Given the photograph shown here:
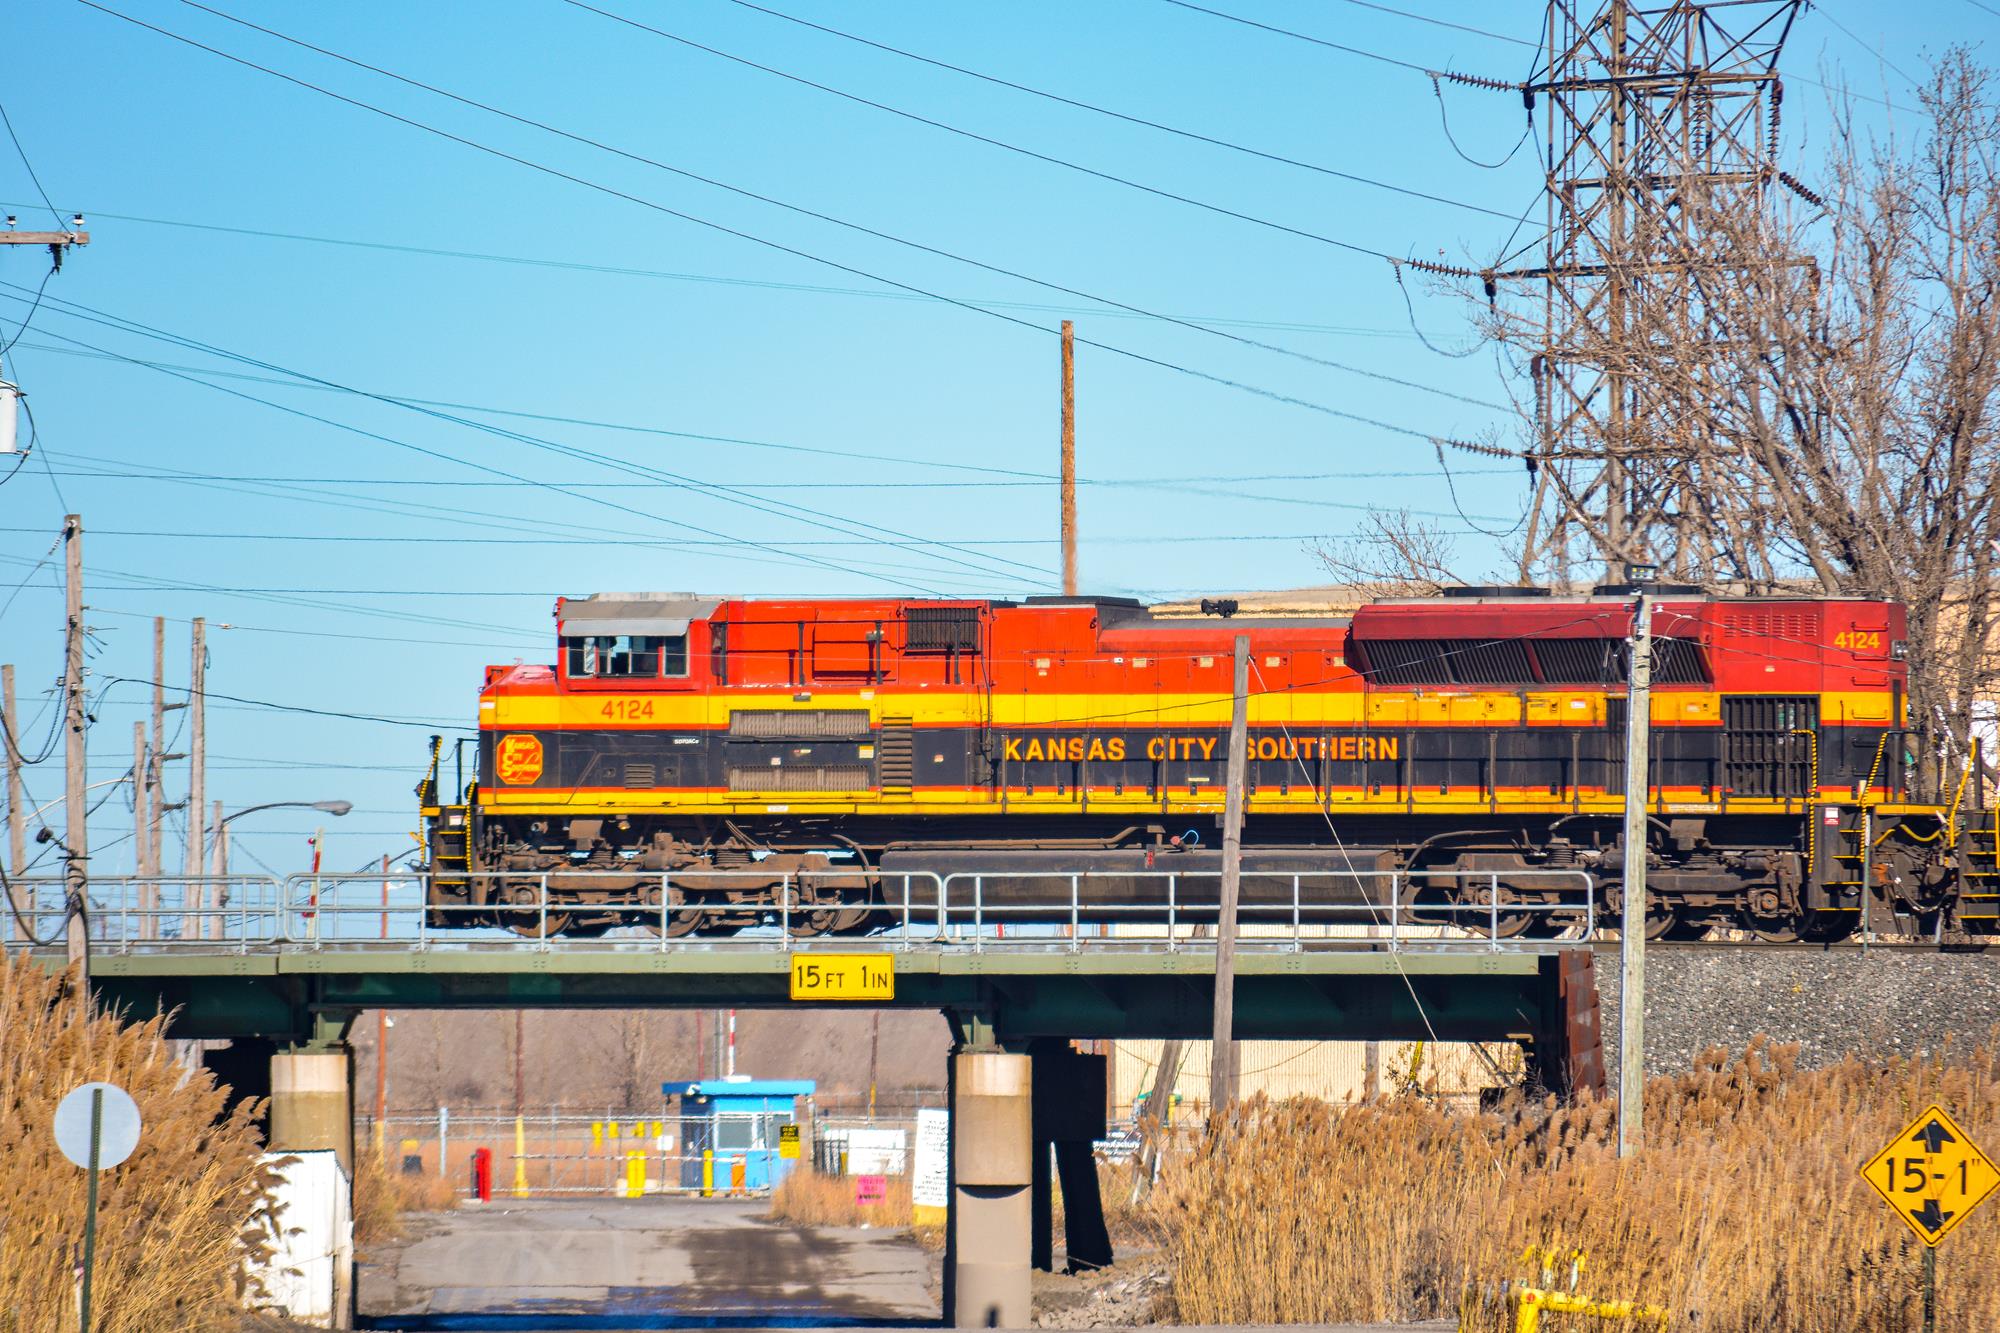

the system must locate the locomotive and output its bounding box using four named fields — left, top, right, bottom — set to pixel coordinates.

left=417, top=585, right=1997, bottom=941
